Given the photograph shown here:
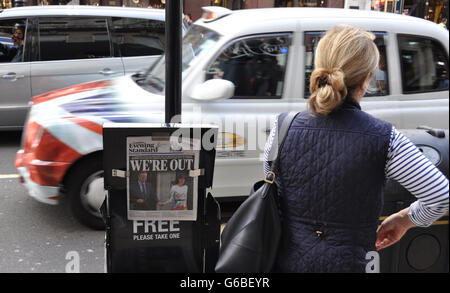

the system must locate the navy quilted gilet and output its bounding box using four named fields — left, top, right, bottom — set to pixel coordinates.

left=274, top=99, right=392, bottom=273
